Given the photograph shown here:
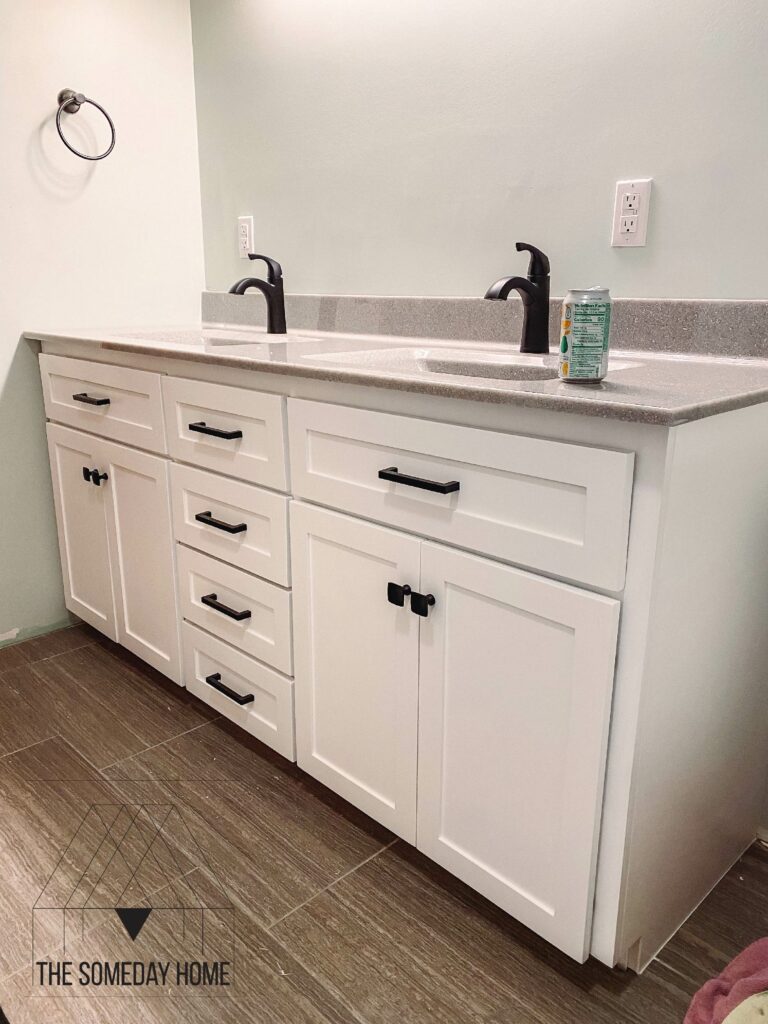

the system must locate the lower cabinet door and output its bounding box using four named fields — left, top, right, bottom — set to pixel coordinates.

left=99, top=437, right=181, bottom=683
left=290, top=501, right=420, bottom=841
left=417, top=542, right=620, bottom=962
left=46, top=424, right=116, bottom=639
